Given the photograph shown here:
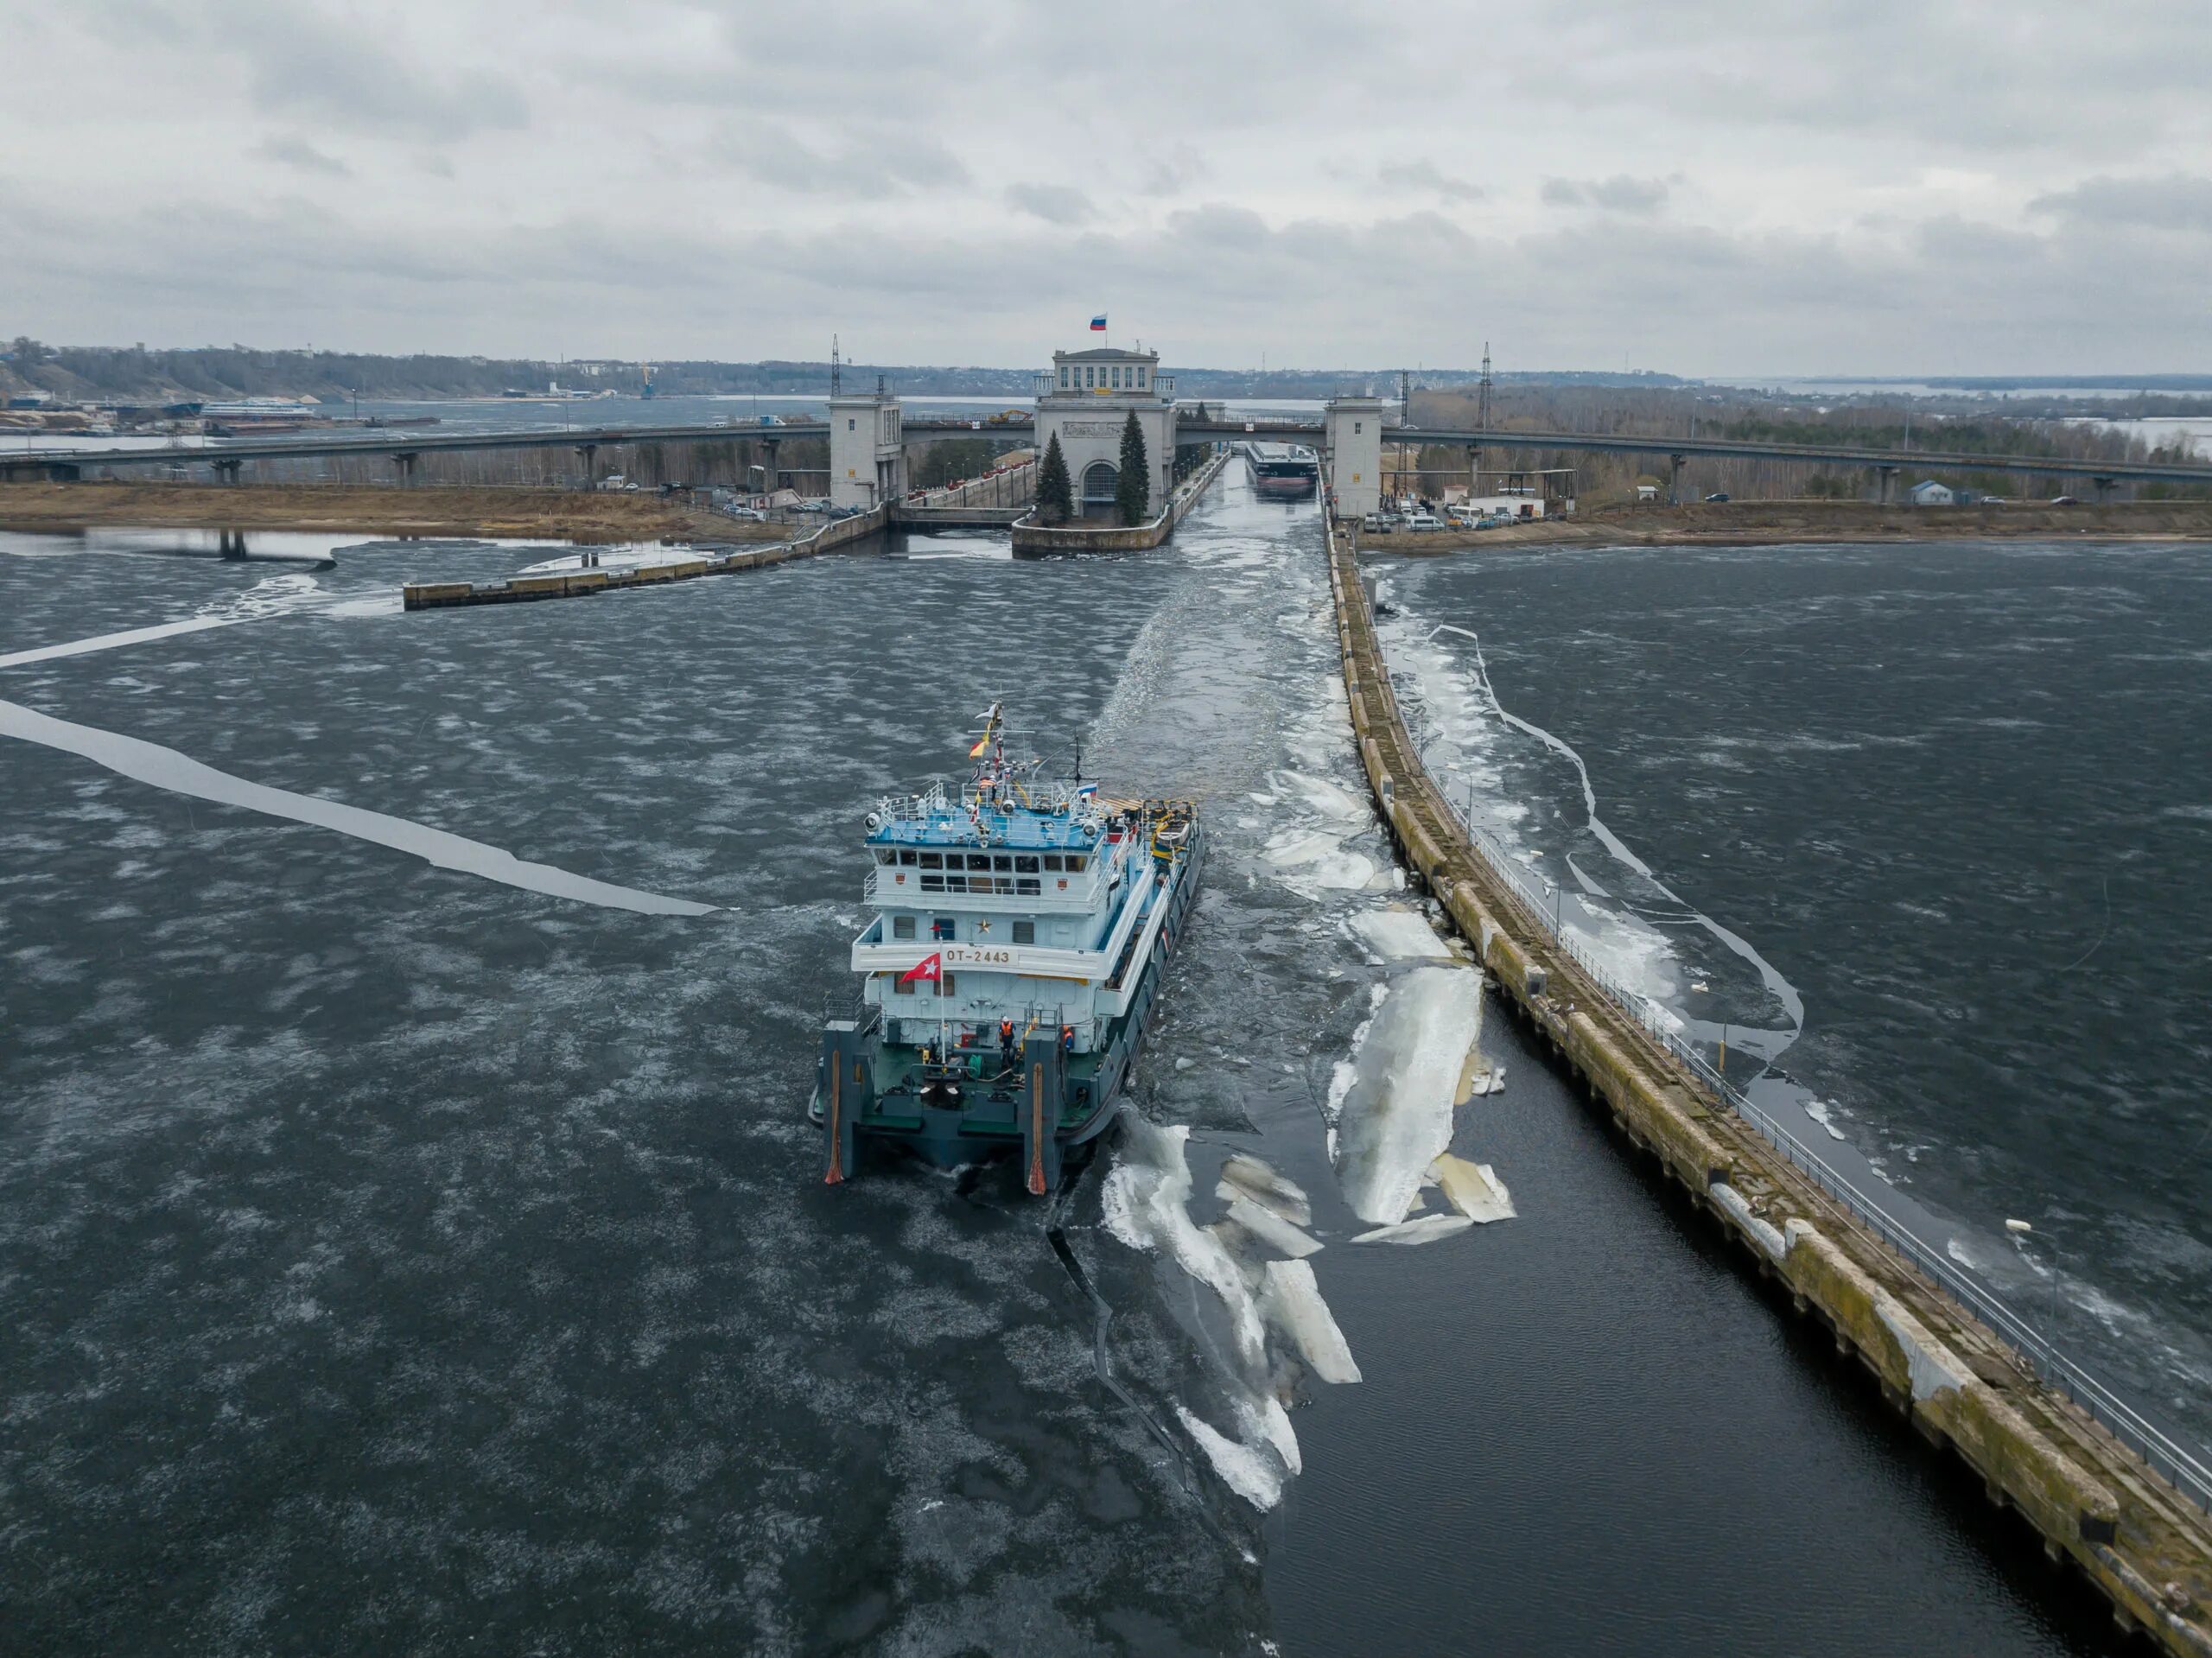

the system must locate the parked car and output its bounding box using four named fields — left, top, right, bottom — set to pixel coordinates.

left=723, top=505, right=766, bottom=522
left=2050, top=495, right=2081, bottom=506
left=1404, top=512, right=1446, bottom=531
left=793, top=499, right=832, bottom=514
left=1704, top=492, right=1731, bottom=503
